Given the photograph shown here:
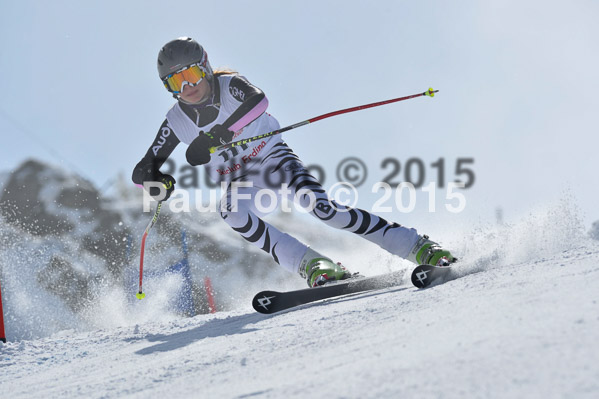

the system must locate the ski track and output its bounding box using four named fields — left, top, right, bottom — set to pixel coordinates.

left=1, top=245, right=599, bottom=399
